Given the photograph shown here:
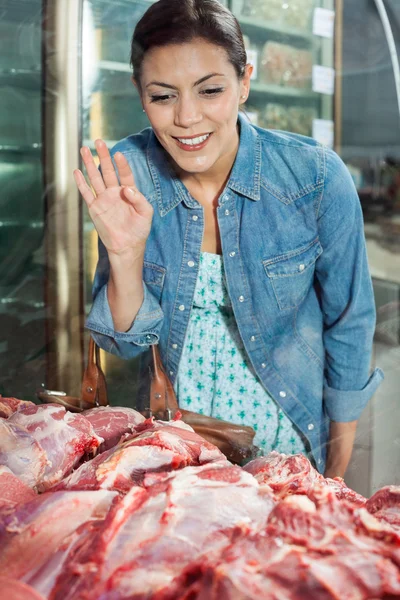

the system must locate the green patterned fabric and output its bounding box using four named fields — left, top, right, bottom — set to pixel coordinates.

left=174, top=252, right=308, bottom=456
